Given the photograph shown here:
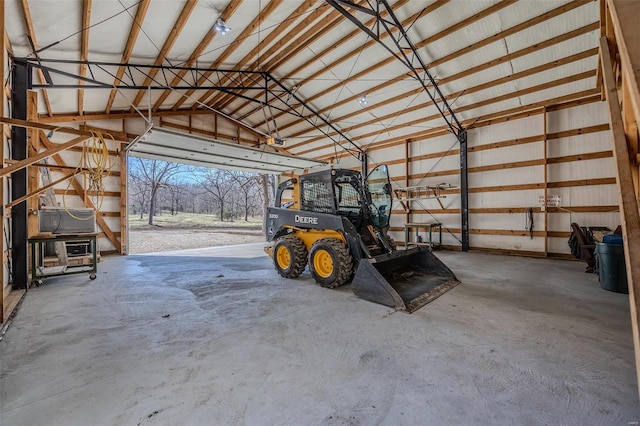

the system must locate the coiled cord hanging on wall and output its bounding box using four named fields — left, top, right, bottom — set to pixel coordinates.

left=525, top=207, right=534, bottom=239
left=62, top=130, right=116, bottom=220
